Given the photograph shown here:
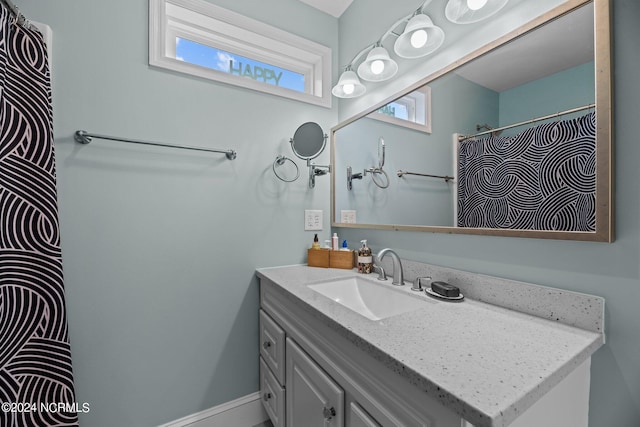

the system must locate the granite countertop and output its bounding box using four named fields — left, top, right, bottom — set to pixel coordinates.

left=256, top=264, right=604, bottom=427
